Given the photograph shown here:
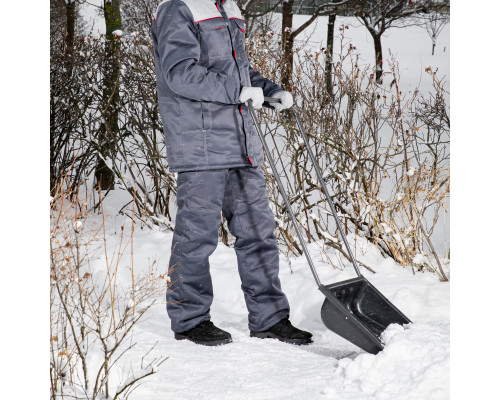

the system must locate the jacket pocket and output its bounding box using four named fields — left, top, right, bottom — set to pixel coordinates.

left=230, top=18, right=246, bottom=51
left=198, top=18, right=231, bottom=60
left=181, top=129, right=207, bottom=168
left=180, top=98, right=204, bottom=133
